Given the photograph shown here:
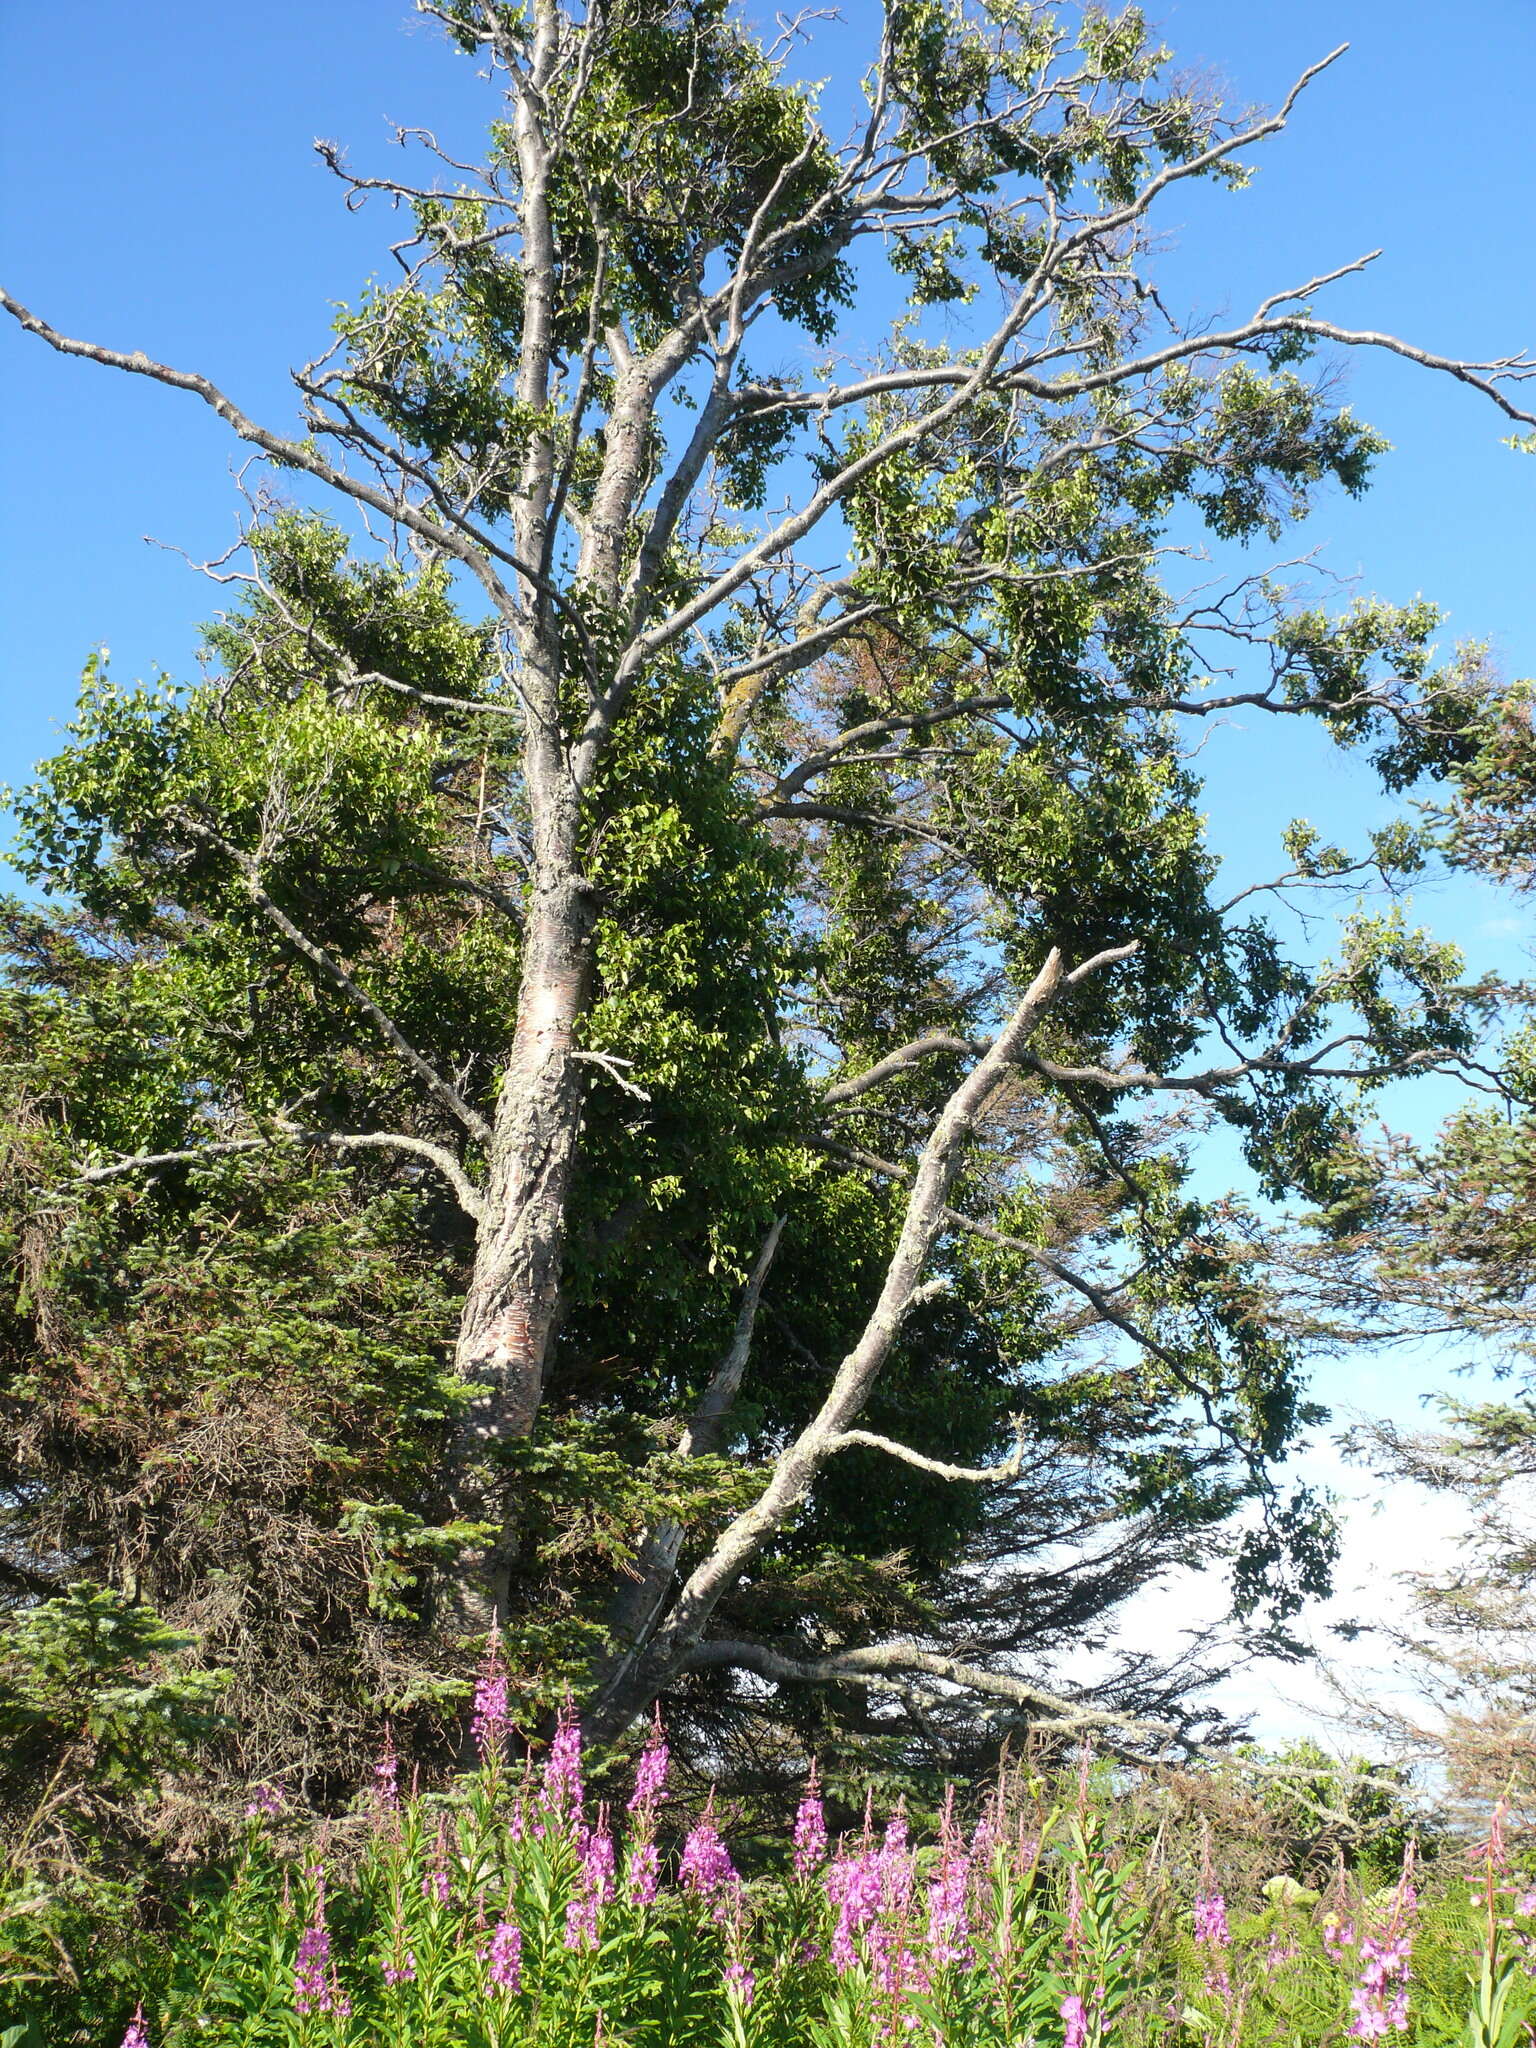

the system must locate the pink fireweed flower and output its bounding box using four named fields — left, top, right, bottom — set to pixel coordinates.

left=120, top=2007, right=150, bottom=2048
left=1346, top=1848, right=1417, bottom=2041
left=878, top=1808, right=915, bottom=1912
left=584, top=1817, right=617, bottom=1898
left=679, top=1797, right=740, bottom=1903
left=938, top=1781, right=959, bottom=1851
left=564, top=1888, right=599, bottom=1950
left=381, top=1951, right=417, bottom=1986
left=724, top=1897, right=757, bottom=2009
left=565, top=1814, right=617, bottom=1950
left=372, top=1725, right=399, bottom=1812
left=1060, top=1991, right=1089, bottom=2048
left=867, top=1916, right=929, bottom=2008
left=1347, top=1936, right=1414, bottom=2039
left=1264, top=1927, right=1300, bottom=1976
left=926, top=1851, right=972, bottom=1968
left=1194, top=1887, right=1233, bottom=2004
left=724, top=1959, right=756, bottom=2006
left=1483, top=1801, right=1512, bottom=1878
left=826, top=1807, right=930, bottom=2001
left=628, top=1711, right=670, bottom=1812
left=826, top=1847, right=884, bottom=1972
left=793, top=1762, right=828, bottom=1877
left=967, top=1807, right=998, bottom=1878
left=1323, top=1914, right=1358, bottom=1965
left=244, top=1781, right=283, bottom=1820
left=625, top=1838, right=661, bottom=1908
left=1193, top=1892, right=1230, bottom=1949
left=539, top=1704, right=584, bottom=1830
left=829, top=1911, right=860, bottom=1973
left=471, top=1624, right=510, bottom=1762
left=293, top=1875, right=350, bottom=2017
left=484, top=1917, right=524, bottom=1993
